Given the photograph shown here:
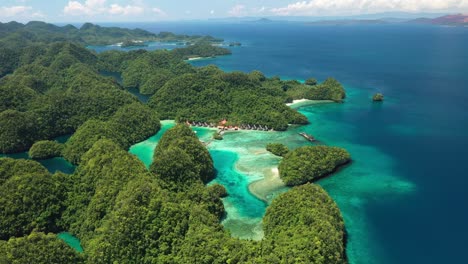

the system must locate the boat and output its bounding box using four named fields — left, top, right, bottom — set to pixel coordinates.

left=299, top=132, right=316, bottom=142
